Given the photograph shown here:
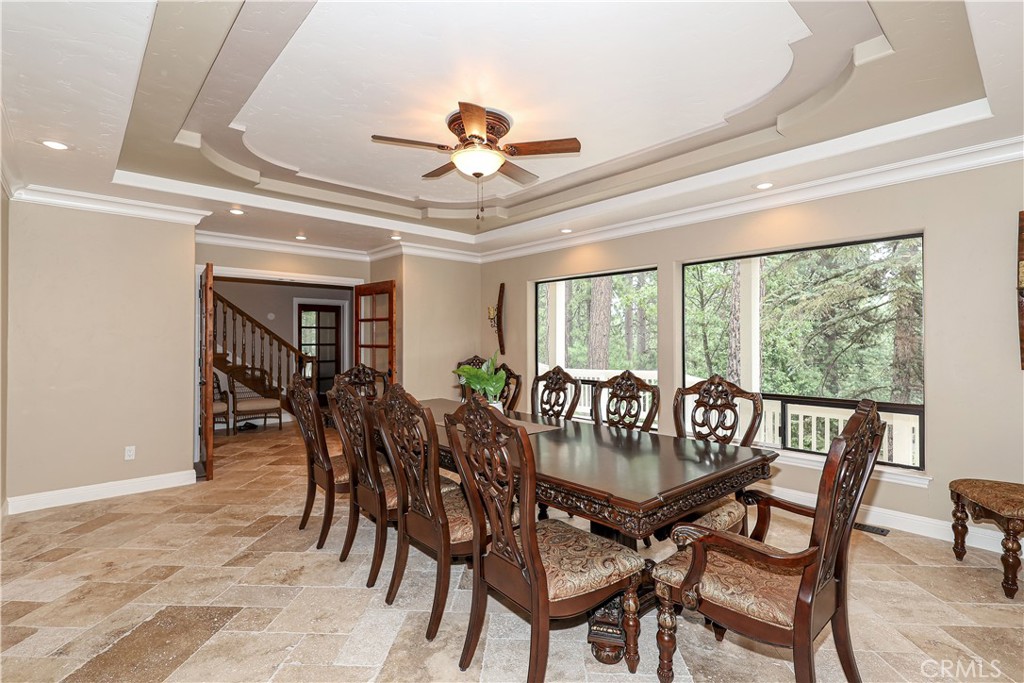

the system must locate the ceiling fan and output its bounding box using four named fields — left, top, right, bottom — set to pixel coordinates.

left=371, top=101, right=581, bottom=185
